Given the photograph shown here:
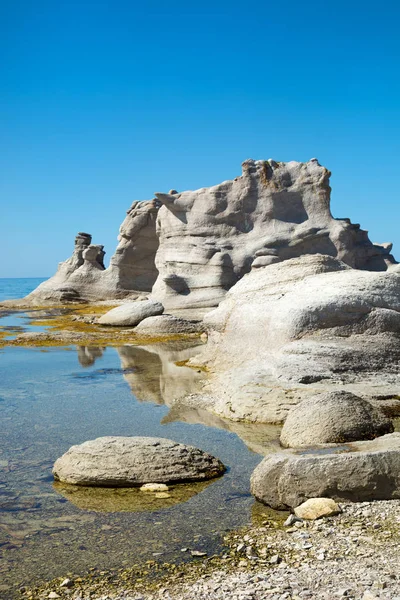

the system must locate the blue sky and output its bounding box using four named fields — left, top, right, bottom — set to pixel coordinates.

left=1, top=0, right=399, bottom=277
